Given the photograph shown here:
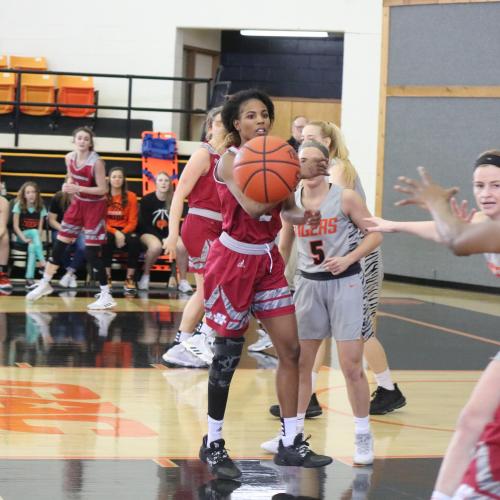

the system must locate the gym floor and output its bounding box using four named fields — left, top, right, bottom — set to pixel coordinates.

left=0, top=280, right=497, bottom=499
